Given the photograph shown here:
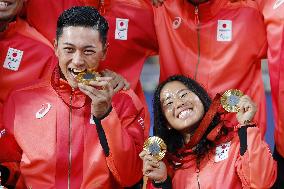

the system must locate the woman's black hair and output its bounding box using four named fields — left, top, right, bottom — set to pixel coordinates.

left=153, top=75, right=225, bottom=158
